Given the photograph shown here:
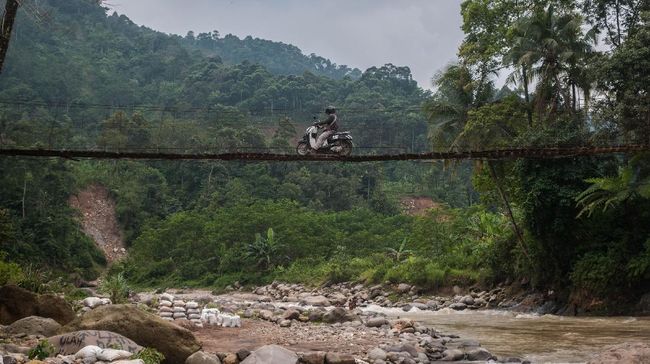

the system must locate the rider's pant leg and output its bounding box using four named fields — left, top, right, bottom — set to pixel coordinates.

left=315, top=130, right=334, bottom=149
